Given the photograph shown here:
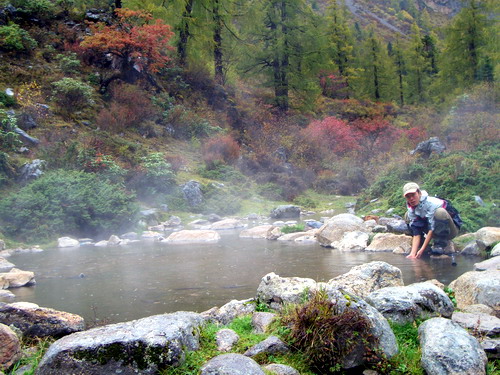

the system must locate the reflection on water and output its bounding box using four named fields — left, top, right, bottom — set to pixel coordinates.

left=7, top=229, right=480, bottom=323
